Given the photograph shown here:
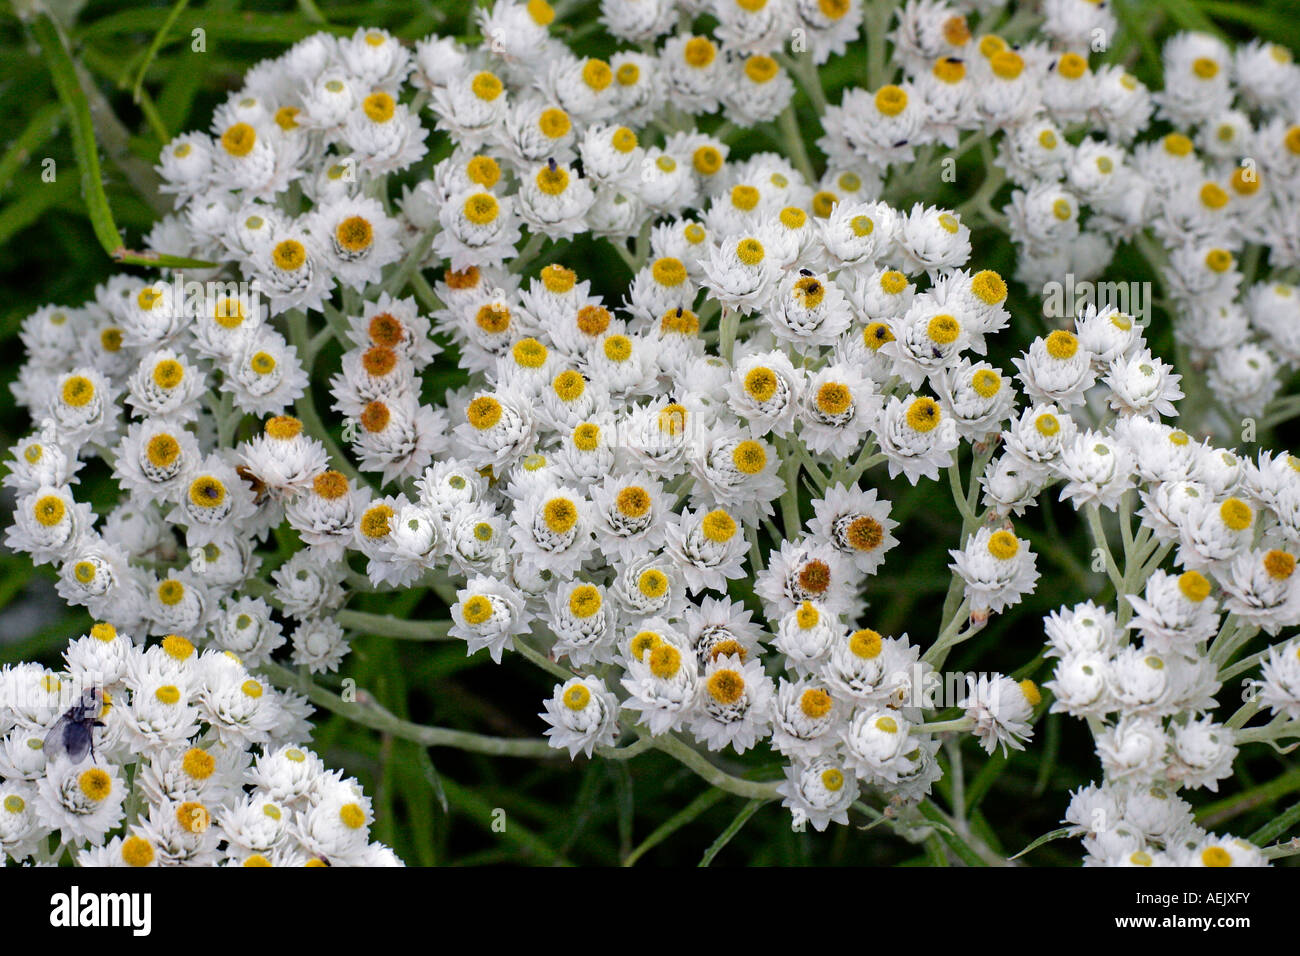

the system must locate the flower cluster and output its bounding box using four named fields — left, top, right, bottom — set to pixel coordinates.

left=6, top=0, right=1300, bottom=866
left=0, top=627, right=396, bottom=865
